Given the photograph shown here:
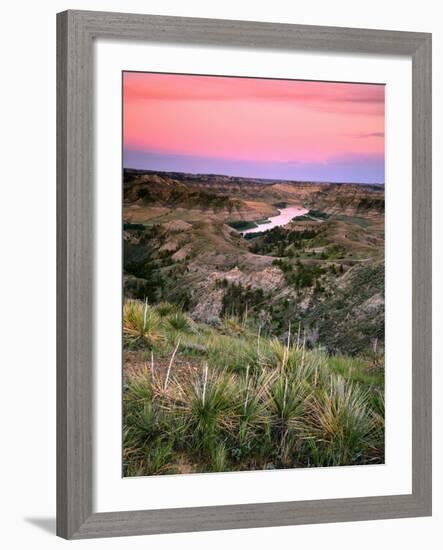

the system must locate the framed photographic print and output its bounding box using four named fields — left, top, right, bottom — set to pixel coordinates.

left=57, top=10, right=432, bottom=539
